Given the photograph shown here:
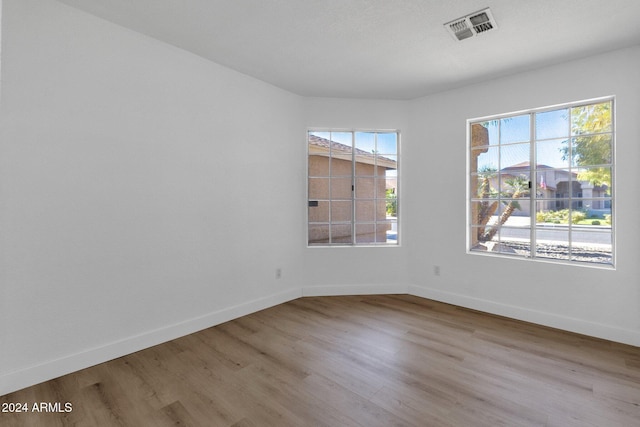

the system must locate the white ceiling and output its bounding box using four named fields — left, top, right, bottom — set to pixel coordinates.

left=57, top=0, right=640, bottom=100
